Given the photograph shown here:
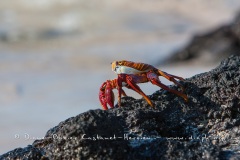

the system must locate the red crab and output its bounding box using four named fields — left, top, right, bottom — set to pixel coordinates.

left=99, top=60, right=188, bottom=110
